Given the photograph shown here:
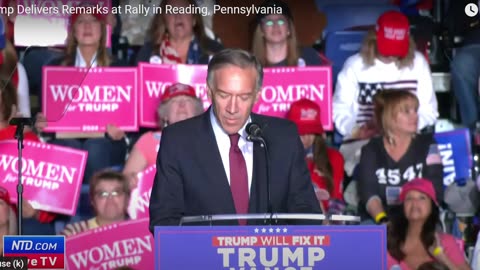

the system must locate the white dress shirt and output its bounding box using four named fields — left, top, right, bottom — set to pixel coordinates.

left=210, top=109, right=254, bottom=194
left=75, top=47, right=98, bottom=68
